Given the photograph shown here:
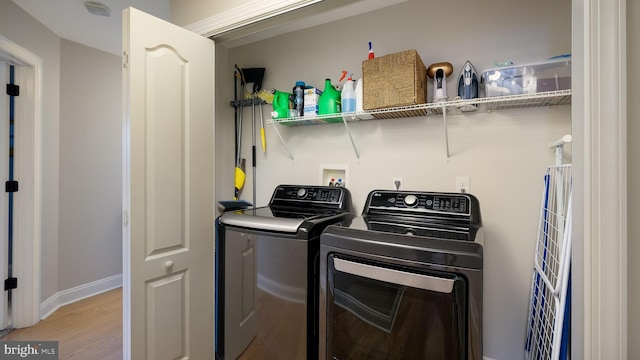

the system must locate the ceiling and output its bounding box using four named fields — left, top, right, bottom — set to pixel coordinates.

left=12, top=0, right=171, bottom=56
